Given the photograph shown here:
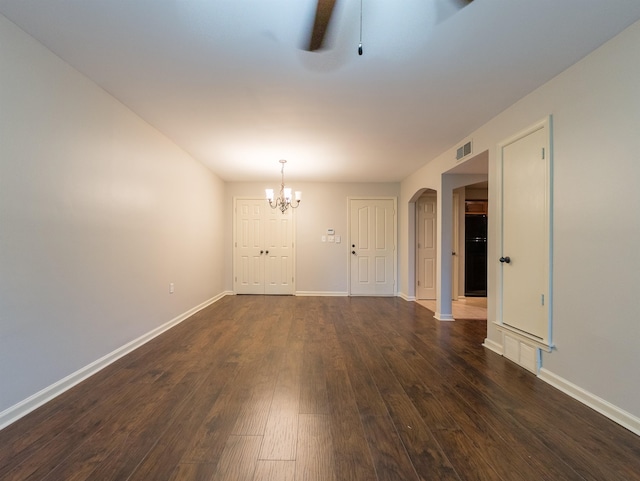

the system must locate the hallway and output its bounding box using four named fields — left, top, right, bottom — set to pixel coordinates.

left=416, top=297, right=487, bottom=320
